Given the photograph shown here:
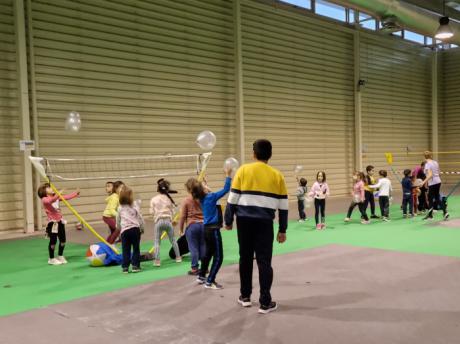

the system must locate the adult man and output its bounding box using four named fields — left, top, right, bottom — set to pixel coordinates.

left=224, top=139, right=288, bottom=314
left=422, top=151, right=449, bottom=220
